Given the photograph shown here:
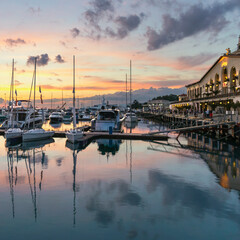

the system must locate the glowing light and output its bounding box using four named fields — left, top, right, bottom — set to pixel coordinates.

left=221, top=62, right=228, bottom=67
